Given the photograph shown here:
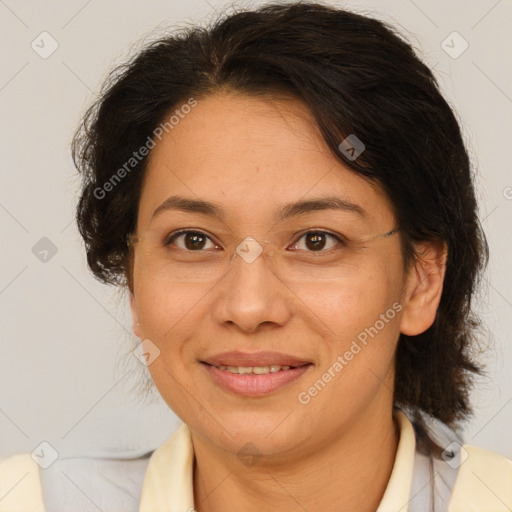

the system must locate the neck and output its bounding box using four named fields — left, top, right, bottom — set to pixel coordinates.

left=192, top=406, right=399, bottom=512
